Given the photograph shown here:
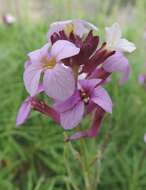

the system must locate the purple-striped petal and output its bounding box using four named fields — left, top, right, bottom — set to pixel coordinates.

left=43, top=64, right=75, bottom=100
